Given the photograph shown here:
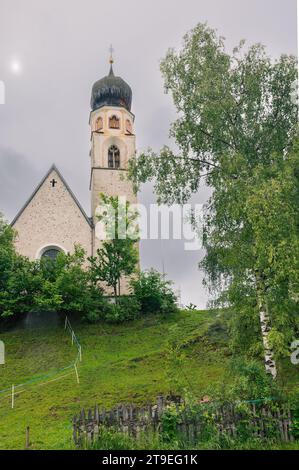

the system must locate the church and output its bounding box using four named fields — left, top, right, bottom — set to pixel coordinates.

left=11, top=55, right=137, bottom=268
